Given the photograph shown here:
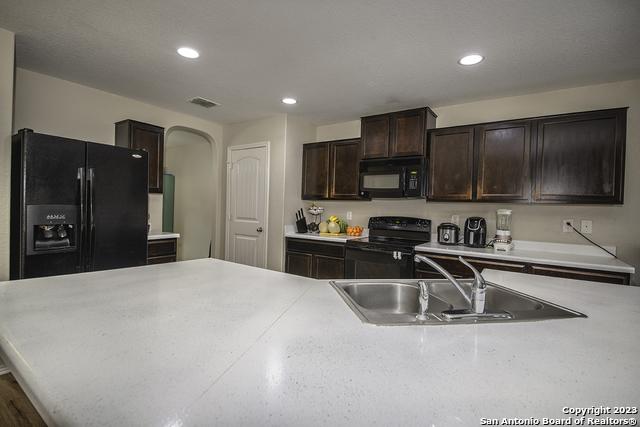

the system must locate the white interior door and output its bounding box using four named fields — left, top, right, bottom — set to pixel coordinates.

left=225, top=142, right=269, bottom=268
